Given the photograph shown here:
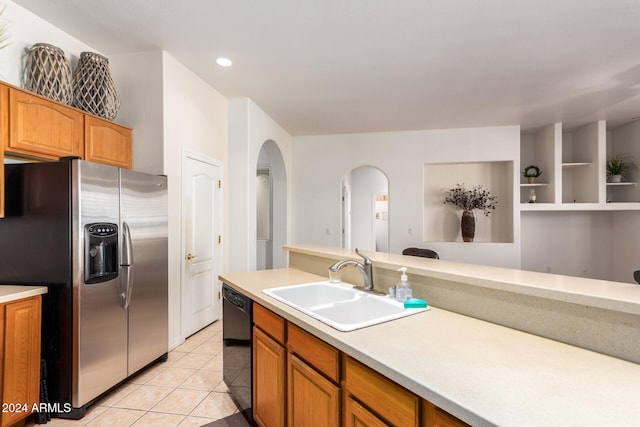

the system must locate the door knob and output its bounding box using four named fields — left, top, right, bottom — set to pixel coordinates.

left=186, top=253, right=197, bottom=261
